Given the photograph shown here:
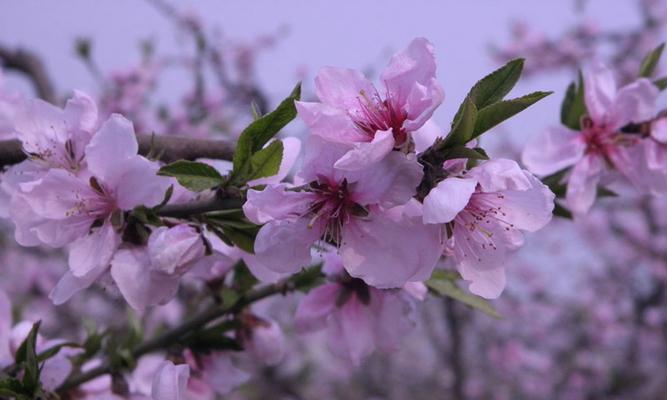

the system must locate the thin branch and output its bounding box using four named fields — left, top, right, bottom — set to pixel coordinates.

left=0, top=45, right=56, bottom=104
left=0, top=134, right=234, bottom=168
left=56, top=277, right=299, bottom=394
left=158, top=195, right=243, bottom=218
